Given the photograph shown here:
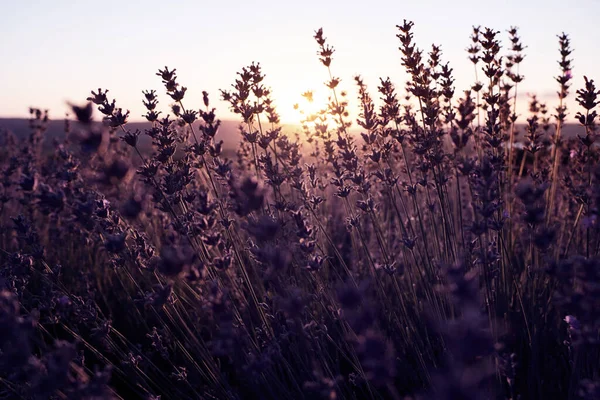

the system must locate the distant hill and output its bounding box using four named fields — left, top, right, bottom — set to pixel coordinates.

left=0, top=117, right=587, bottom=153
left=0, top=118, right=246, bottom=151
